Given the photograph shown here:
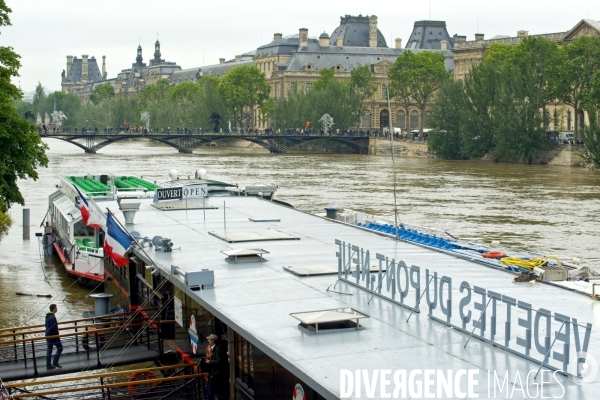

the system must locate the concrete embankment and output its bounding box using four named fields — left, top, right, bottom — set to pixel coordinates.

left=368, top=138, right=431, bottom=157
